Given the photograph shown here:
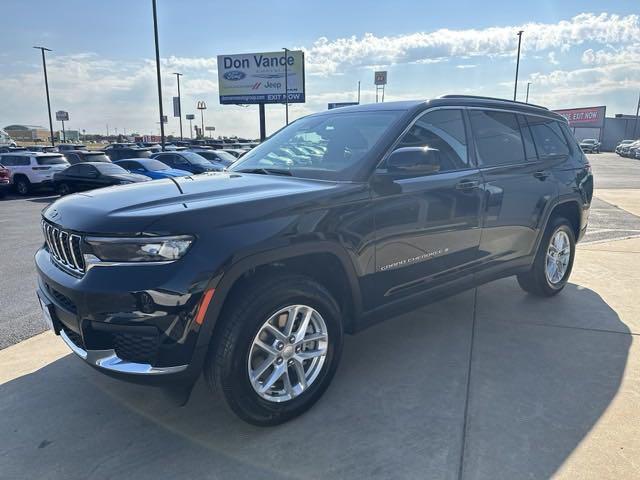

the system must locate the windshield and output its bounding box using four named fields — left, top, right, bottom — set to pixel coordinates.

left=86, top=153, right=111, bottom=162
left=229, top=111, right=402, bottom=180
left=142, top=159, right=169, bottom=170
left=37, top=155, right=68, bottom=165
left=96, top=163, right=129, bottom=175
left=182, top=151, right=212, bottom=165
left=198, top=150, right=236, bottom=166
